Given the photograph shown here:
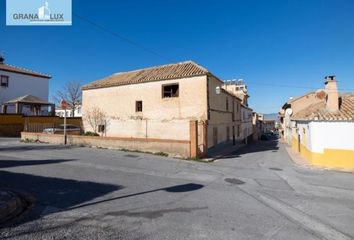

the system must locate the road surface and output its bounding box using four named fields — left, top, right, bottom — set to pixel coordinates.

left=0, top=138, right=353, bottom=239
